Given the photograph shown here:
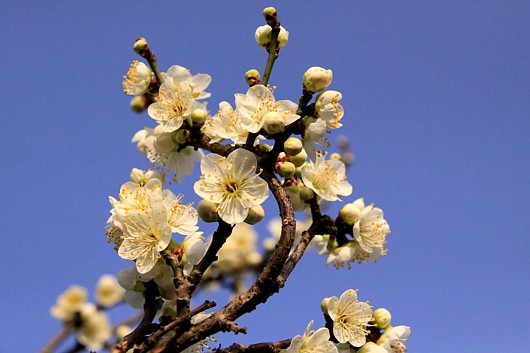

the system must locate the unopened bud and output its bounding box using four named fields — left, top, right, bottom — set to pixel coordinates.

left=302, top=67, right=333, bottom=93
left=279, top=161, right=296, bottom=178
left=130, top=96, right=147, bottom=113
left=245, top=69, right=261, bottom=85
left=321, top=297, right=331, bottom=314
left=244, top=205, right=265, bottom=225
left=299, top=187, right=314, bottom=201
left=373, top=308, right=392, bottom=329
left=191, top=109, right=207, bottom=125
left=263, top=112, right=285, bottom=134
left=339, top=203, right=361, bottom=226
left=133, top=37, right=149, bottom=56
left=295, top=166, right=303, bottom=178
left=256, top=143, right=272, bottom=153
left=262, top=7, right=276, bottom=18
left=284, top=137, right=303, bottom=156
left=290, top=149, right=307, bottom=167
left=197, top=200, right=219, bottom=223
left=175, top=129, right=190, bottom=144
left=255, top=25, right=289, bottom=50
